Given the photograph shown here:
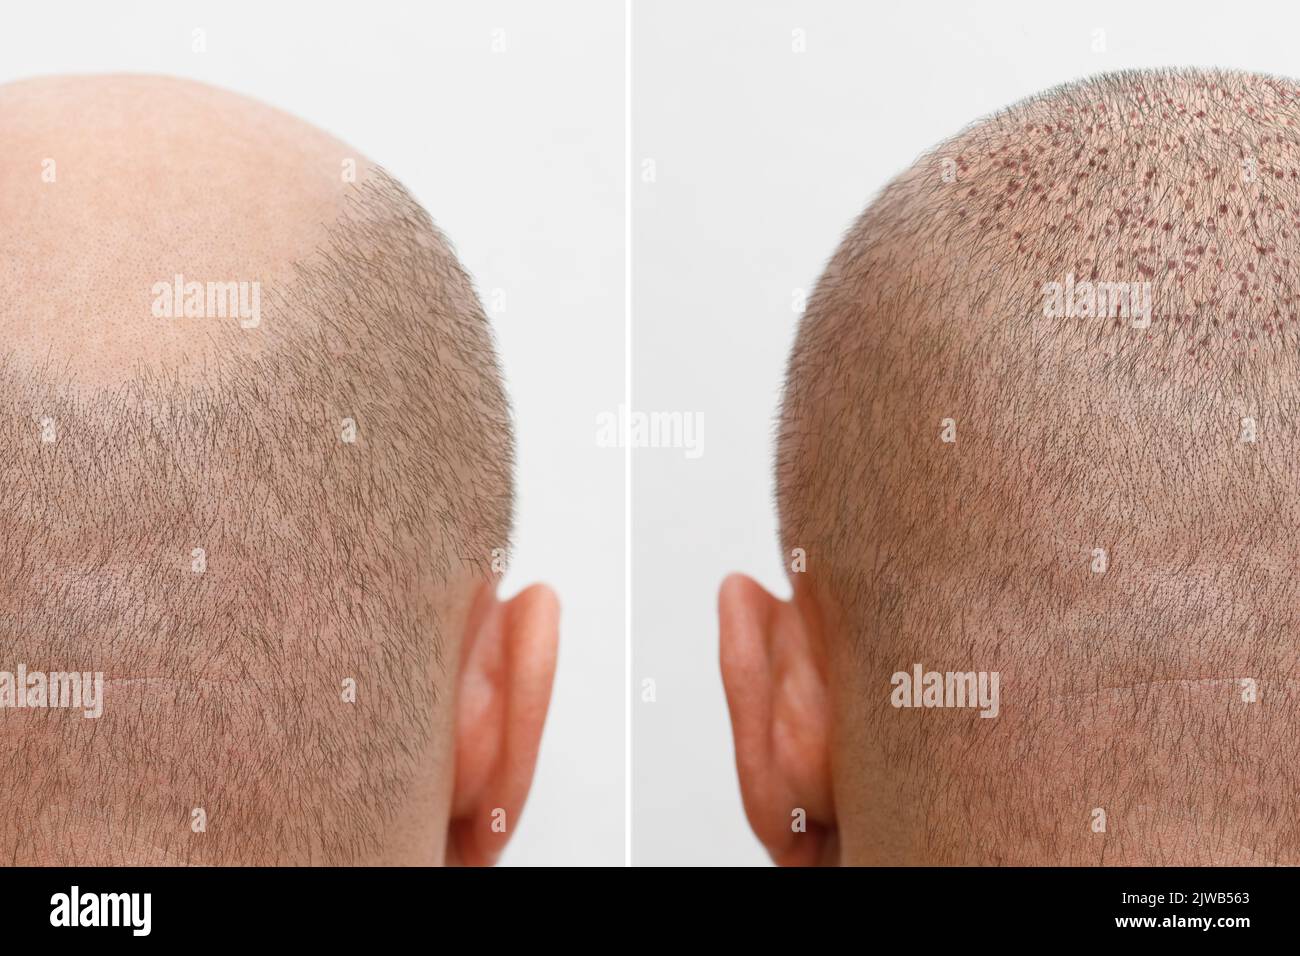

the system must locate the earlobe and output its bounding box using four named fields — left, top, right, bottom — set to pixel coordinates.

left=719, top=573, right=836, bottom=865
left=447, top=582, right=559, bottom=866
